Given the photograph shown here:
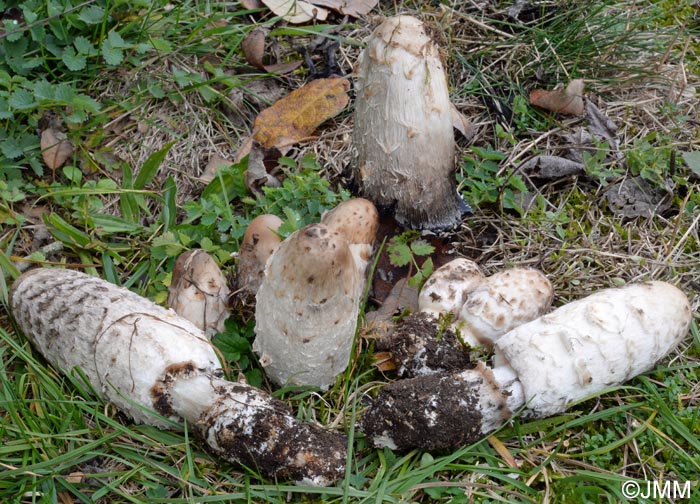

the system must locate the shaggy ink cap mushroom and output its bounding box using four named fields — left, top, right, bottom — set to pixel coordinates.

left=236, top=213, right=283, bottom=296
left=11, top=268, right=347, bottom=486
left=253, top=223, right=363, bottom=389
left=456, top=267, right=554, bottom=347
left=321, top=197, right=379, bottom=246
left=168, top=250, right=231, bottom=336
left=493, top=281, right=692, bottom=418
left=353, top=15, right=468, bottom=231
left=418, top=258, right=484, bottom=318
